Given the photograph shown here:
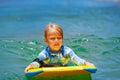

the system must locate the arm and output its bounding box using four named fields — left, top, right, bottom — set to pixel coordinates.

left=24, top=50, right=47, bottom=73
left=67, top=47, right=94, bottom=66
left=68, top=50, right=86, bottom=65
left=84, top=61, right=94, bottom=66
left=24, top=61, right=40, bottom=73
